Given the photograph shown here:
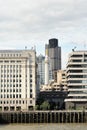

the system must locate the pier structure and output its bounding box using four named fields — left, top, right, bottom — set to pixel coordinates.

left=0, top=110, right=87, bottom=124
